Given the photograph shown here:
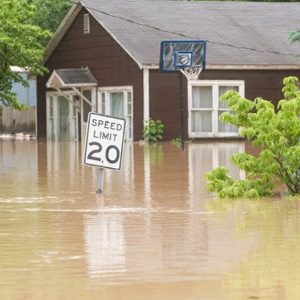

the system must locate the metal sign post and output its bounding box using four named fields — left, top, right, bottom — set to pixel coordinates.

left=97, top=168, right=105, bottom=193
left=84, top=113, right=126, bottom=193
